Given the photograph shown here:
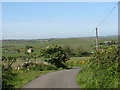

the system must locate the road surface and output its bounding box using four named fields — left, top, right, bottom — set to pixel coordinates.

left=23, top=67, right=81, bottom=88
